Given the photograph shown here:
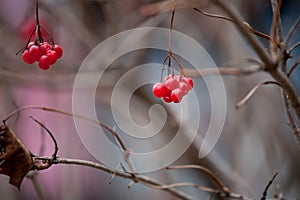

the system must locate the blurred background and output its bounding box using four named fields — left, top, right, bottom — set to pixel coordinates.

left=0, top=0, right=299, bottom=199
